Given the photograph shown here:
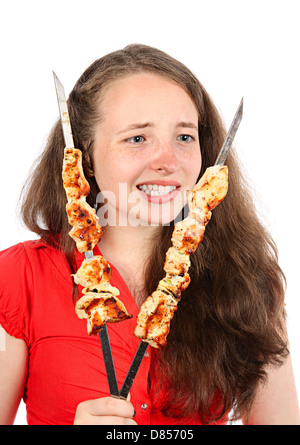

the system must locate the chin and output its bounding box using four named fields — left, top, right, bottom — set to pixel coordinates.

left=136, top=203, right=185, bottom=227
